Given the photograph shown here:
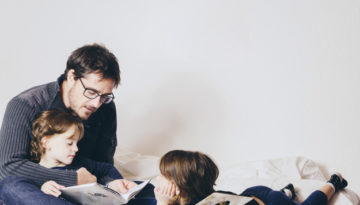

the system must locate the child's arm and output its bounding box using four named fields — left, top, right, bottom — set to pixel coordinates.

left=41, top=180, right=65, bottom=197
